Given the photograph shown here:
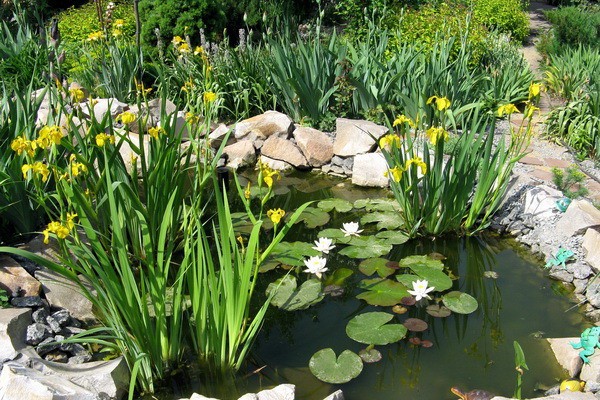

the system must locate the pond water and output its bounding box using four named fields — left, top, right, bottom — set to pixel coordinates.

left=155, top=173, right=587, bottom=400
